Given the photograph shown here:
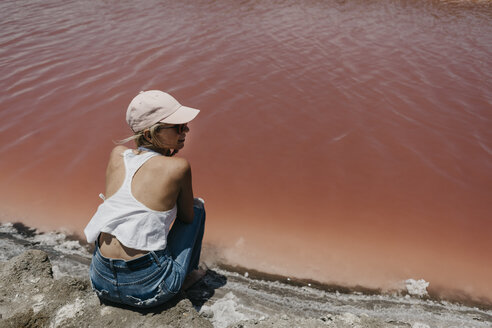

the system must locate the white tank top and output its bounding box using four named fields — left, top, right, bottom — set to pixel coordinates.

left=84, top=149, right=177, bottom=251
